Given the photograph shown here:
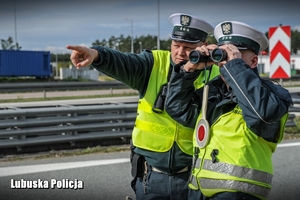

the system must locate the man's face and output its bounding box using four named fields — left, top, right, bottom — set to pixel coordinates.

left=171, top=40, right=204, bottom=64
left=220, top=48, right=258, bottom=87
left=240, top=49, right=258, bottom=68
